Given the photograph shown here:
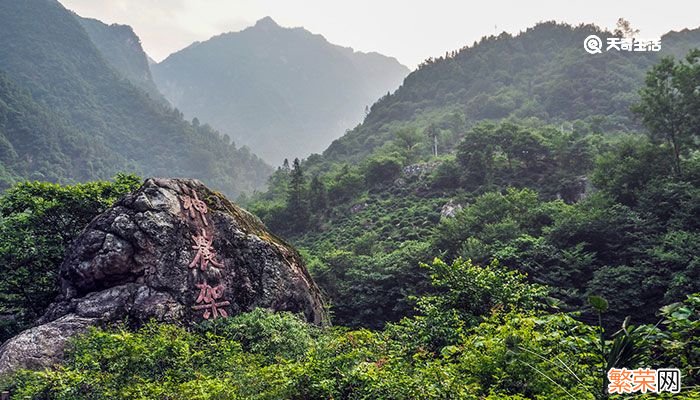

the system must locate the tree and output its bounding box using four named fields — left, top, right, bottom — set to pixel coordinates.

left=591, top=136, right=671, bottom=206
left=0, top=174, right=141, bottom=341
left=285, top=158, right=309, bottom=233
left=309, top=175, right=327, bottom=212
left=456, top=123, right=497, bottom=188
left=327, top=165, right=364, bottom=204
left=394, top=127, right=422, bottom=162
left=633, top=50, right=700, bottom=176
left=613, top=18, right=639, bottom=38
left=363, top=155, right=402, bottom=187
left=419, top=258, right=548, bottom=322
left=425, top=124, right=439, bottom=157
left=404, top=257, right=548, bottom=351
left=430, top=158, right=461, bottom=189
